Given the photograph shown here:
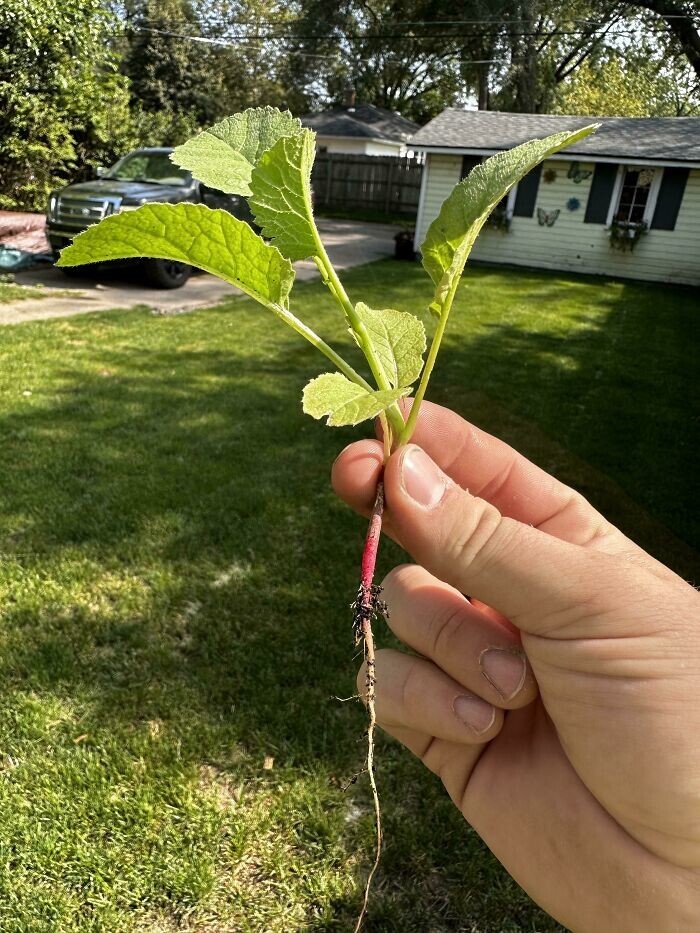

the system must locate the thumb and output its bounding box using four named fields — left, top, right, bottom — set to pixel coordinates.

left=383, top=444, right=636, bottom=638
